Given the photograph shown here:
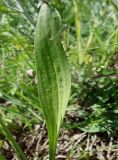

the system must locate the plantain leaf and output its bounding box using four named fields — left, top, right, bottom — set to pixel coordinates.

left=34, top=3, right=71, bottom=160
